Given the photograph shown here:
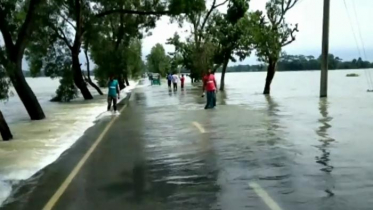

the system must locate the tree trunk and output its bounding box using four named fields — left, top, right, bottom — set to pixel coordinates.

left=7, top=57, right=45, bottom=120
left=70, top=0, right=92, bottom=100
left=84, top=49, right=103, bottom=95
left=118, top=75, right=126, bottom=90
left=0, top=110, right=12, bottom=141
left=86, top=77, right=103, bottom=95
left=72, top=49, right=93, bottom=100
left=0, top=0, right=46, bottom=120
left=220, top=58, right=229, bottom=91
left=263, top=60, right=277, bottom=95
left=124, top=72, right=130, bottom=86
